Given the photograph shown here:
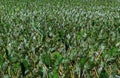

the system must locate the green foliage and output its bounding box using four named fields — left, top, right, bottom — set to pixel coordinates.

left=0, top=0, right=120, bottom=78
